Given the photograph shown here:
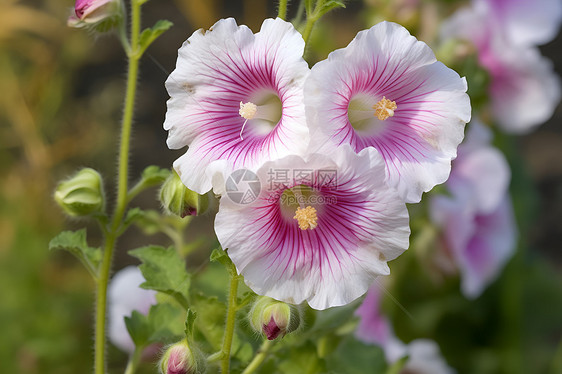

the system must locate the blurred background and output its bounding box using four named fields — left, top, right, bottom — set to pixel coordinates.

left=0, top=0, right=560, bottom=373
